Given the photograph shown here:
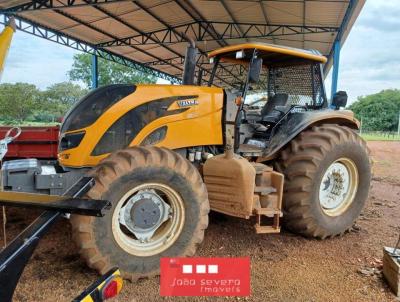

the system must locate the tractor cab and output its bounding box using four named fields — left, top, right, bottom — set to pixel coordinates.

left=207, top=42, right=328, bottom=106
left=207, top=43, right=344, bottom=156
